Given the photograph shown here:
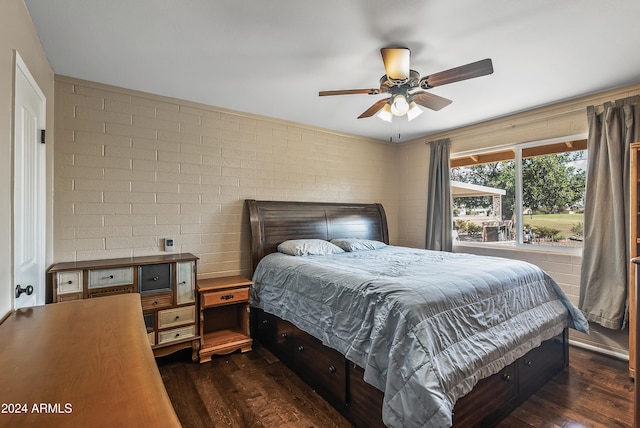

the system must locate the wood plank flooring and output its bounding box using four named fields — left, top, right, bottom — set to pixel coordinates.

left=157, top=345, right=633, bottom=427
